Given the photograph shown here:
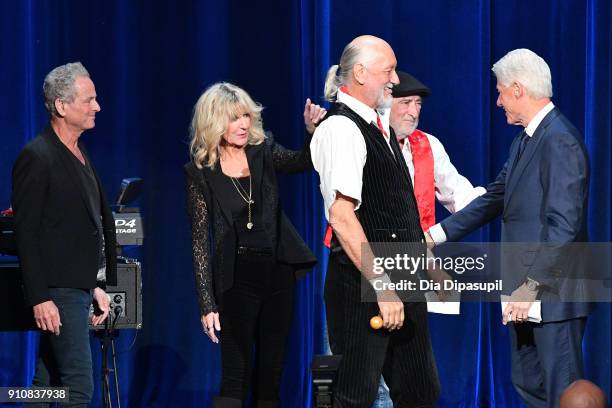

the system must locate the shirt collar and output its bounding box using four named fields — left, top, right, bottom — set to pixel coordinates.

left=337, top=88, right=390, bottom=136
left=525, top=101, right=555, bottom=137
